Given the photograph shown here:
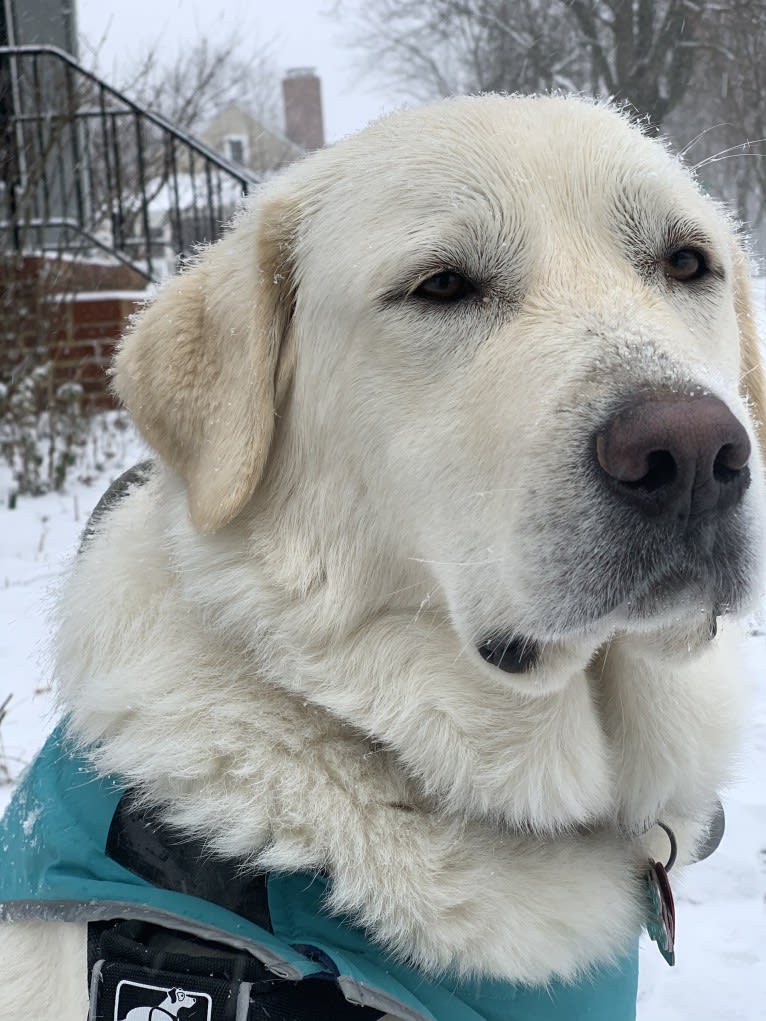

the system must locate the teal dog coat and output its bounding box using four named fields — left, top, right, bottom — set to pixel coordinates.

left=0, top=723, right=639, bottom=1020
